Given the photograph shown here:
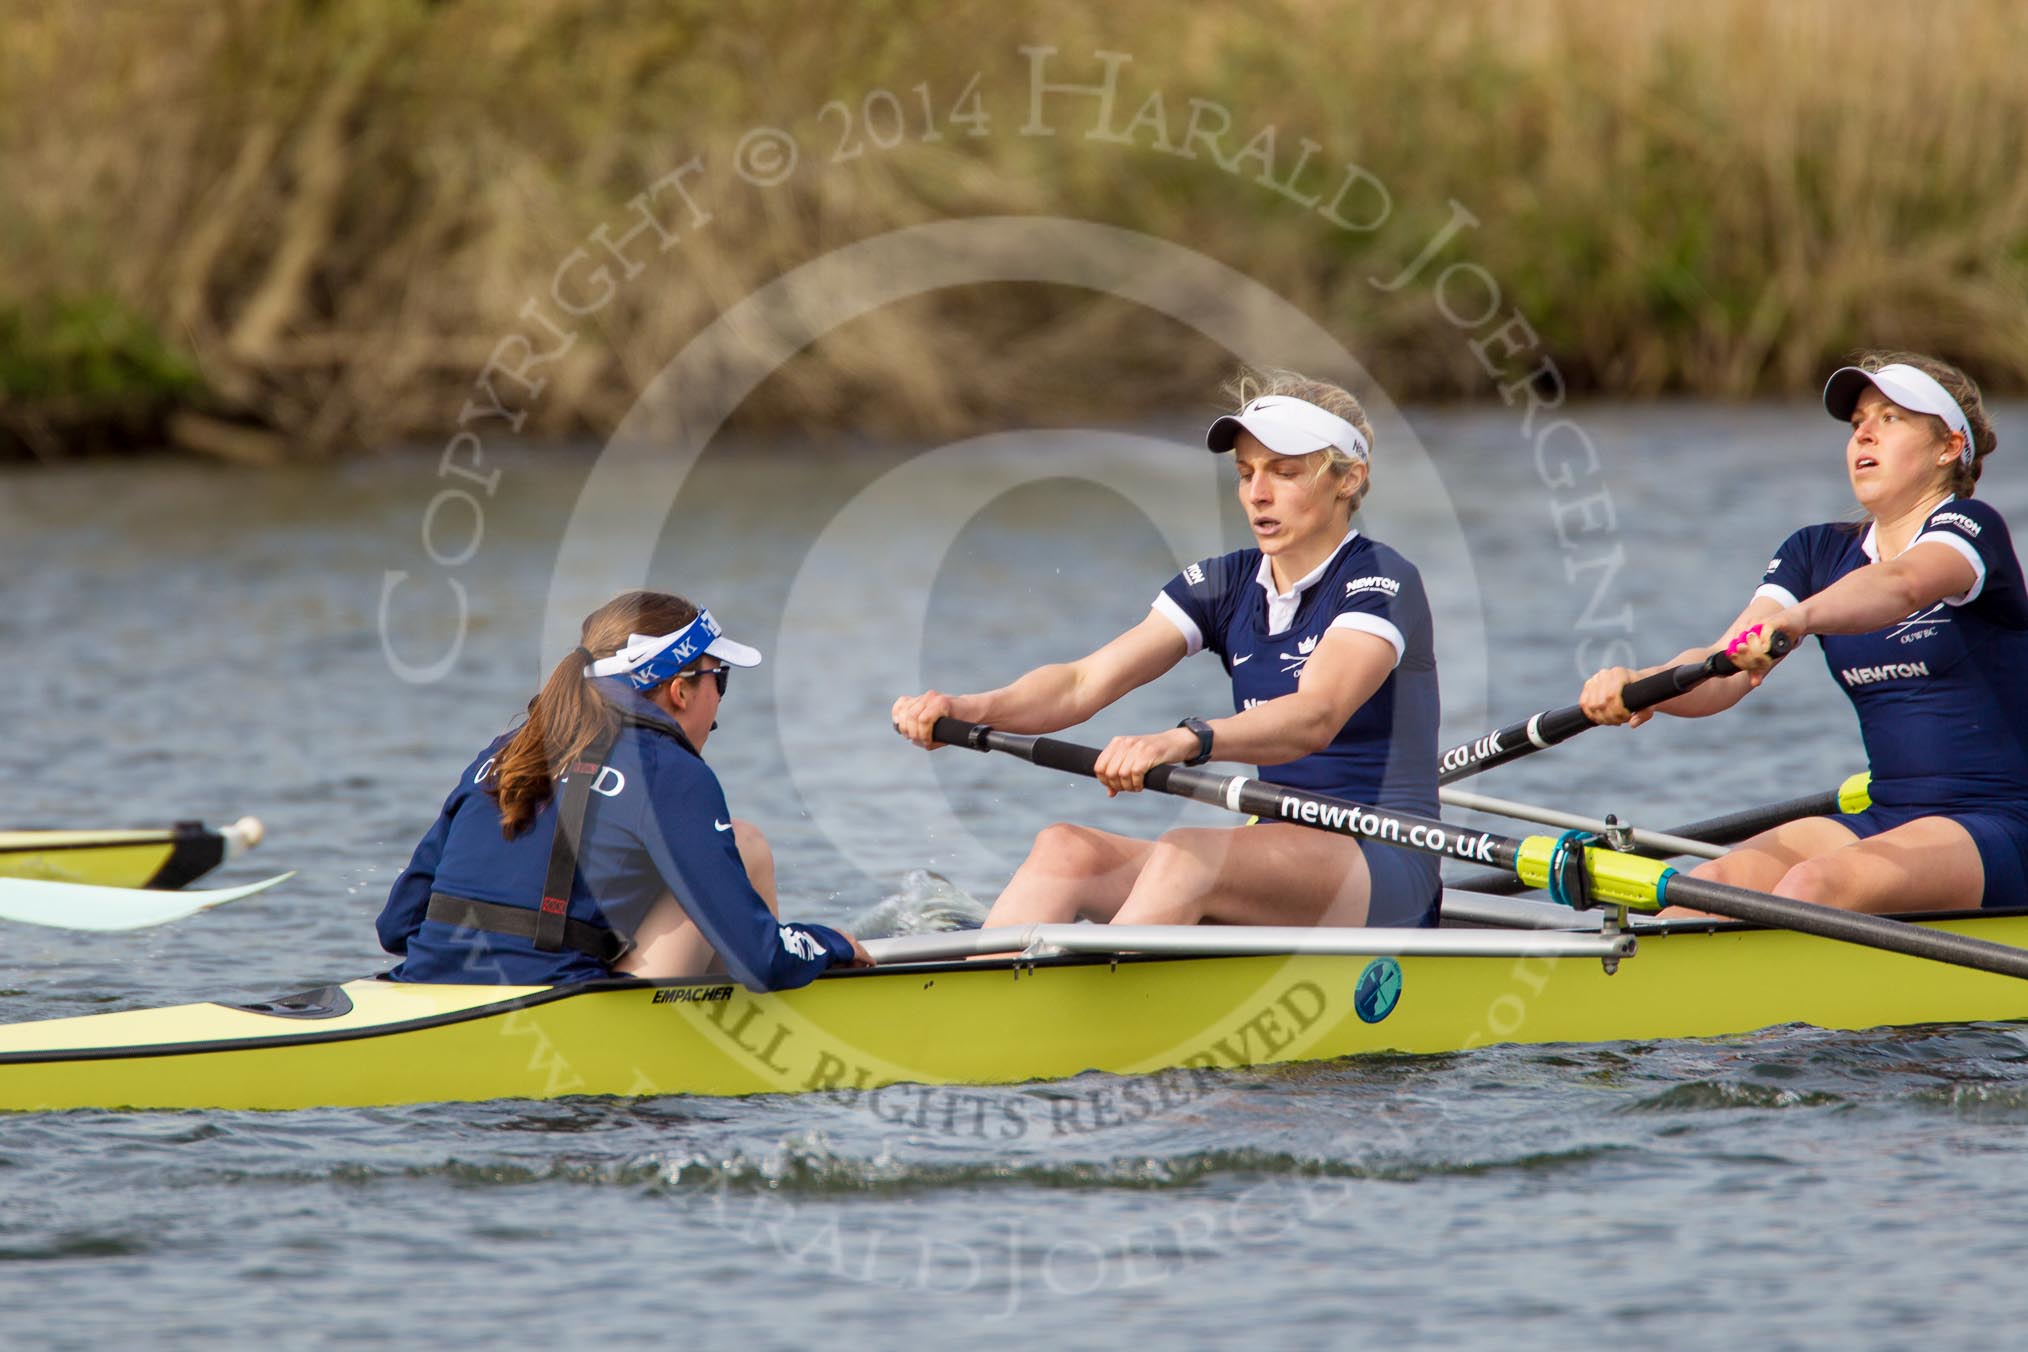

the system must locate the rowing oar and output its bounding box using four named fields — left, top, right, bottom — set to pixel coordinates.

left=1438, top=788, right=1725, bottom=860
left=1452, top=774, right=1872, bottom=896
left=1666, top=773, right=1870, bottom=848
left=930, top=717, right=2028, bottom=982
left=1438, top=633, right=1793, bottom=784
left=0, top=872, right=295, bottom=932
